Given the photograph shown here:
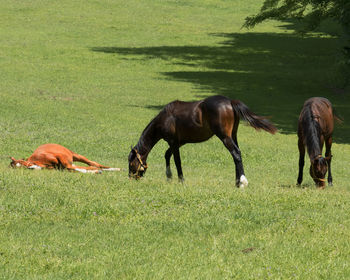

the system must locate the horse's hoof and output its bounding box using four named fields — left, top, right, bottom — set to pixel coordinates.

left=178, top=177, right=185, bottom=183
left=238, top=175, right=248, bottom=188
left=328, top=182, right=333, bottom=187
left=166, top=167, right=172, bottom=179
